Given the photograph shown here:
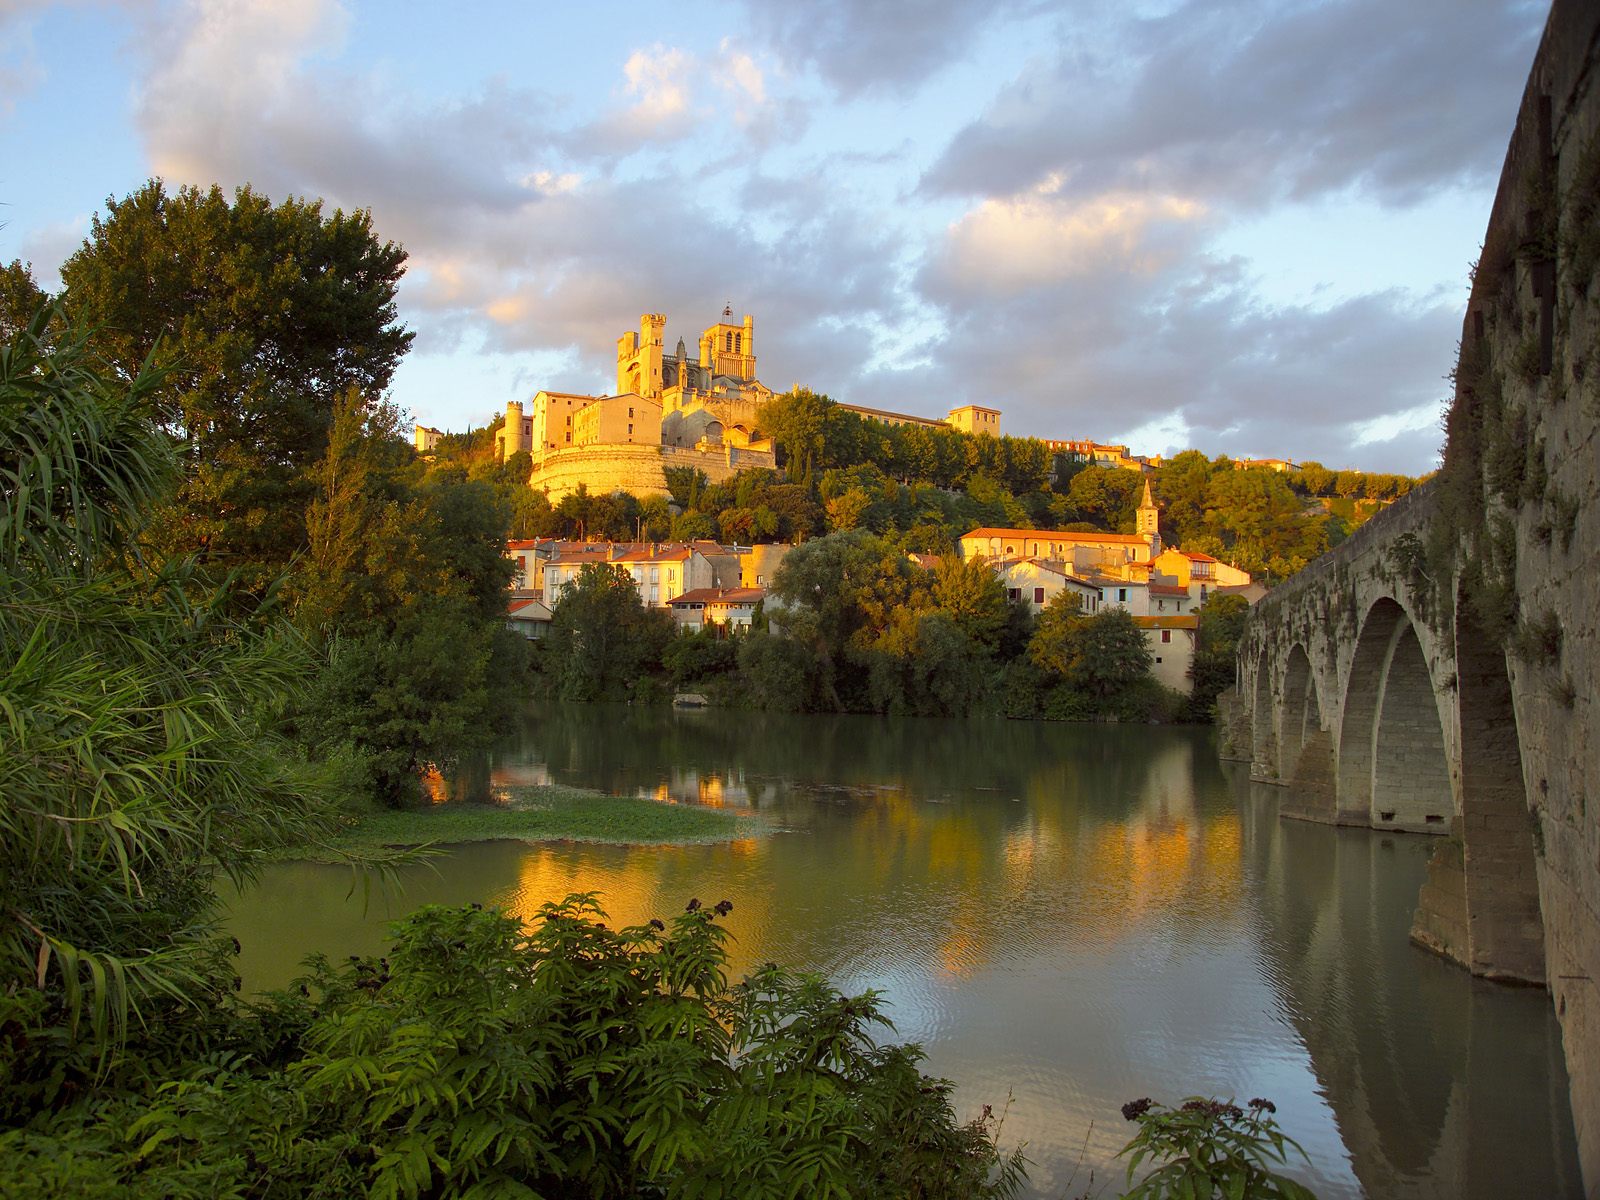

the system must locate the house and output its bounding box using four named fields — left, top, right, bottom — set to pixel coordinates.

left=506, top=596, right=552, bottom=639
left=668, top=587, right=765, bottom=631
left=1134, top=615, right=1199, bottom=694
left=1150, top=547, right=1253, bottom=605
left=959, top=527, right=1156, bottom=569
left=996, top=558, right=1102, bottom=614
left=532, top=540, right=725, bottom=609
